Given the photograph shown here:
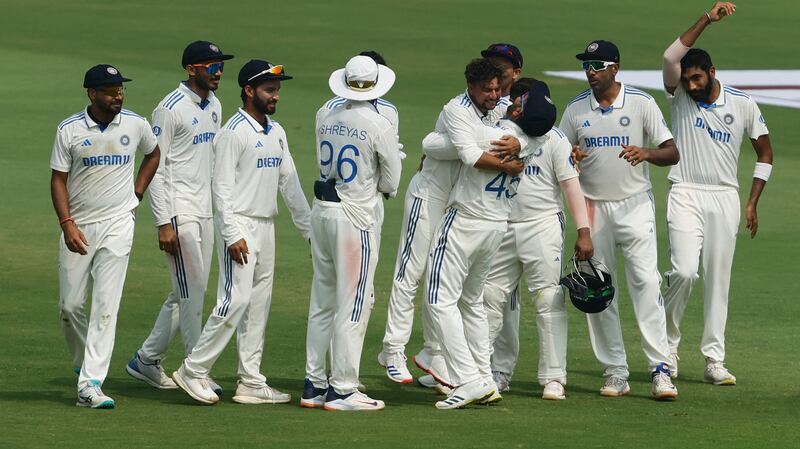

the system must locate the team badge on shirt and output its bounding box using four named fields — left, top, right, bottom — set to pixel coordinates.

left=279, top=138, right=285, bottom=150
left=723, top=114, right=735, bottom=125
left=152, top=126, right=161, bottom=136
left=120, top=135, right=130, bottom=146
left=619, top=116, right=630, bottom=127
left=212, top=112, right=218, bottom=123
